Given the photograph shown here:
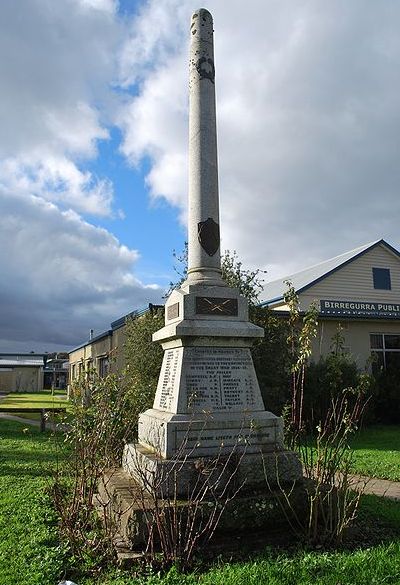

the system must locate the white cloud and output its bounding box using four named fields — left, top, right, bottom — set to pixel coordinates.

left=117, top=0, right=400, bottom=284
left=0, top=155, right=114, bottom=216
left=0, top=187, right=161, bottom=349
left=0, top=0, right=162, bottom=350
left=0, top=0, right=119, bottom=217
